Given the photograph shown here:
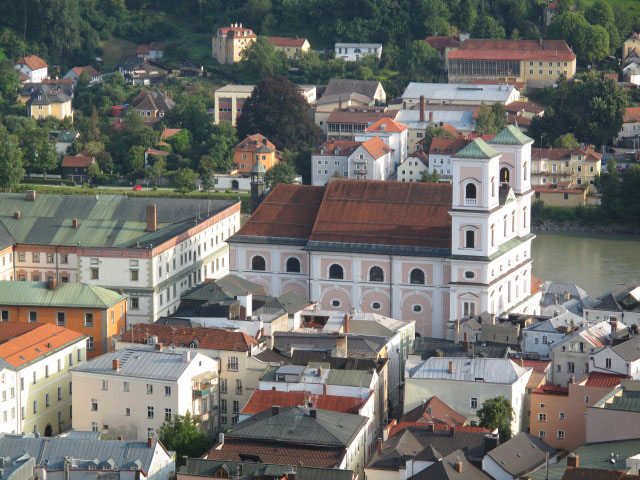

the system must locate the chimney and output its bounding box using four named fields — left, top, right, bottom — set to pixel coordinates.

left=117, top=436, right=123, bottom=441
left=570, top=375, right=575, bottom=384
left=218, top=432, right=225, bottom=446
left=14, top=211, right=20, bottom=219
left=47, top=277, right=57, bottom=290
left=462, top=331, right=469, bottom=352
left=240, top=305, right=247, bottom=320
left=112, top=359, right=120, bottom=370
left=146, top=204, right=157, bottom=232
left=454, top=460, right=463, bottom=473
left=182, top=351, right=192, bottom=362
left=450, top=426, right=455, bottom=436
left=419, top=95, right=425, bottom=122
left=323, top=383, right=327, bottom=395
left=272, top=405, right=280, bottom=416
left=343, top=313, right=350, bottom=333
left=429, top=111, right=434, bottom=123
left=26, top=190, right=36, bottom=201
left=335, top=334, right=348, bottom=358
left=484, top=434, right=499, bottom=452
left=72, top=219, right=79, bottom=229
left=610, top=318, right=618, bottom=332
left=567, top=454, right=579, bottom=468
left=147, top=437, right=153, bottom=448
left=377, top=438, right=383, bottom=454
left=448, top=360, right=454, bottom=374
left=309, top=408, right=317, bottom=419
left=154, top=343, right=163, bottom=351
left=427, top=423, right=434, bottom=432
left=339, top=98, right=343, bottom=110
